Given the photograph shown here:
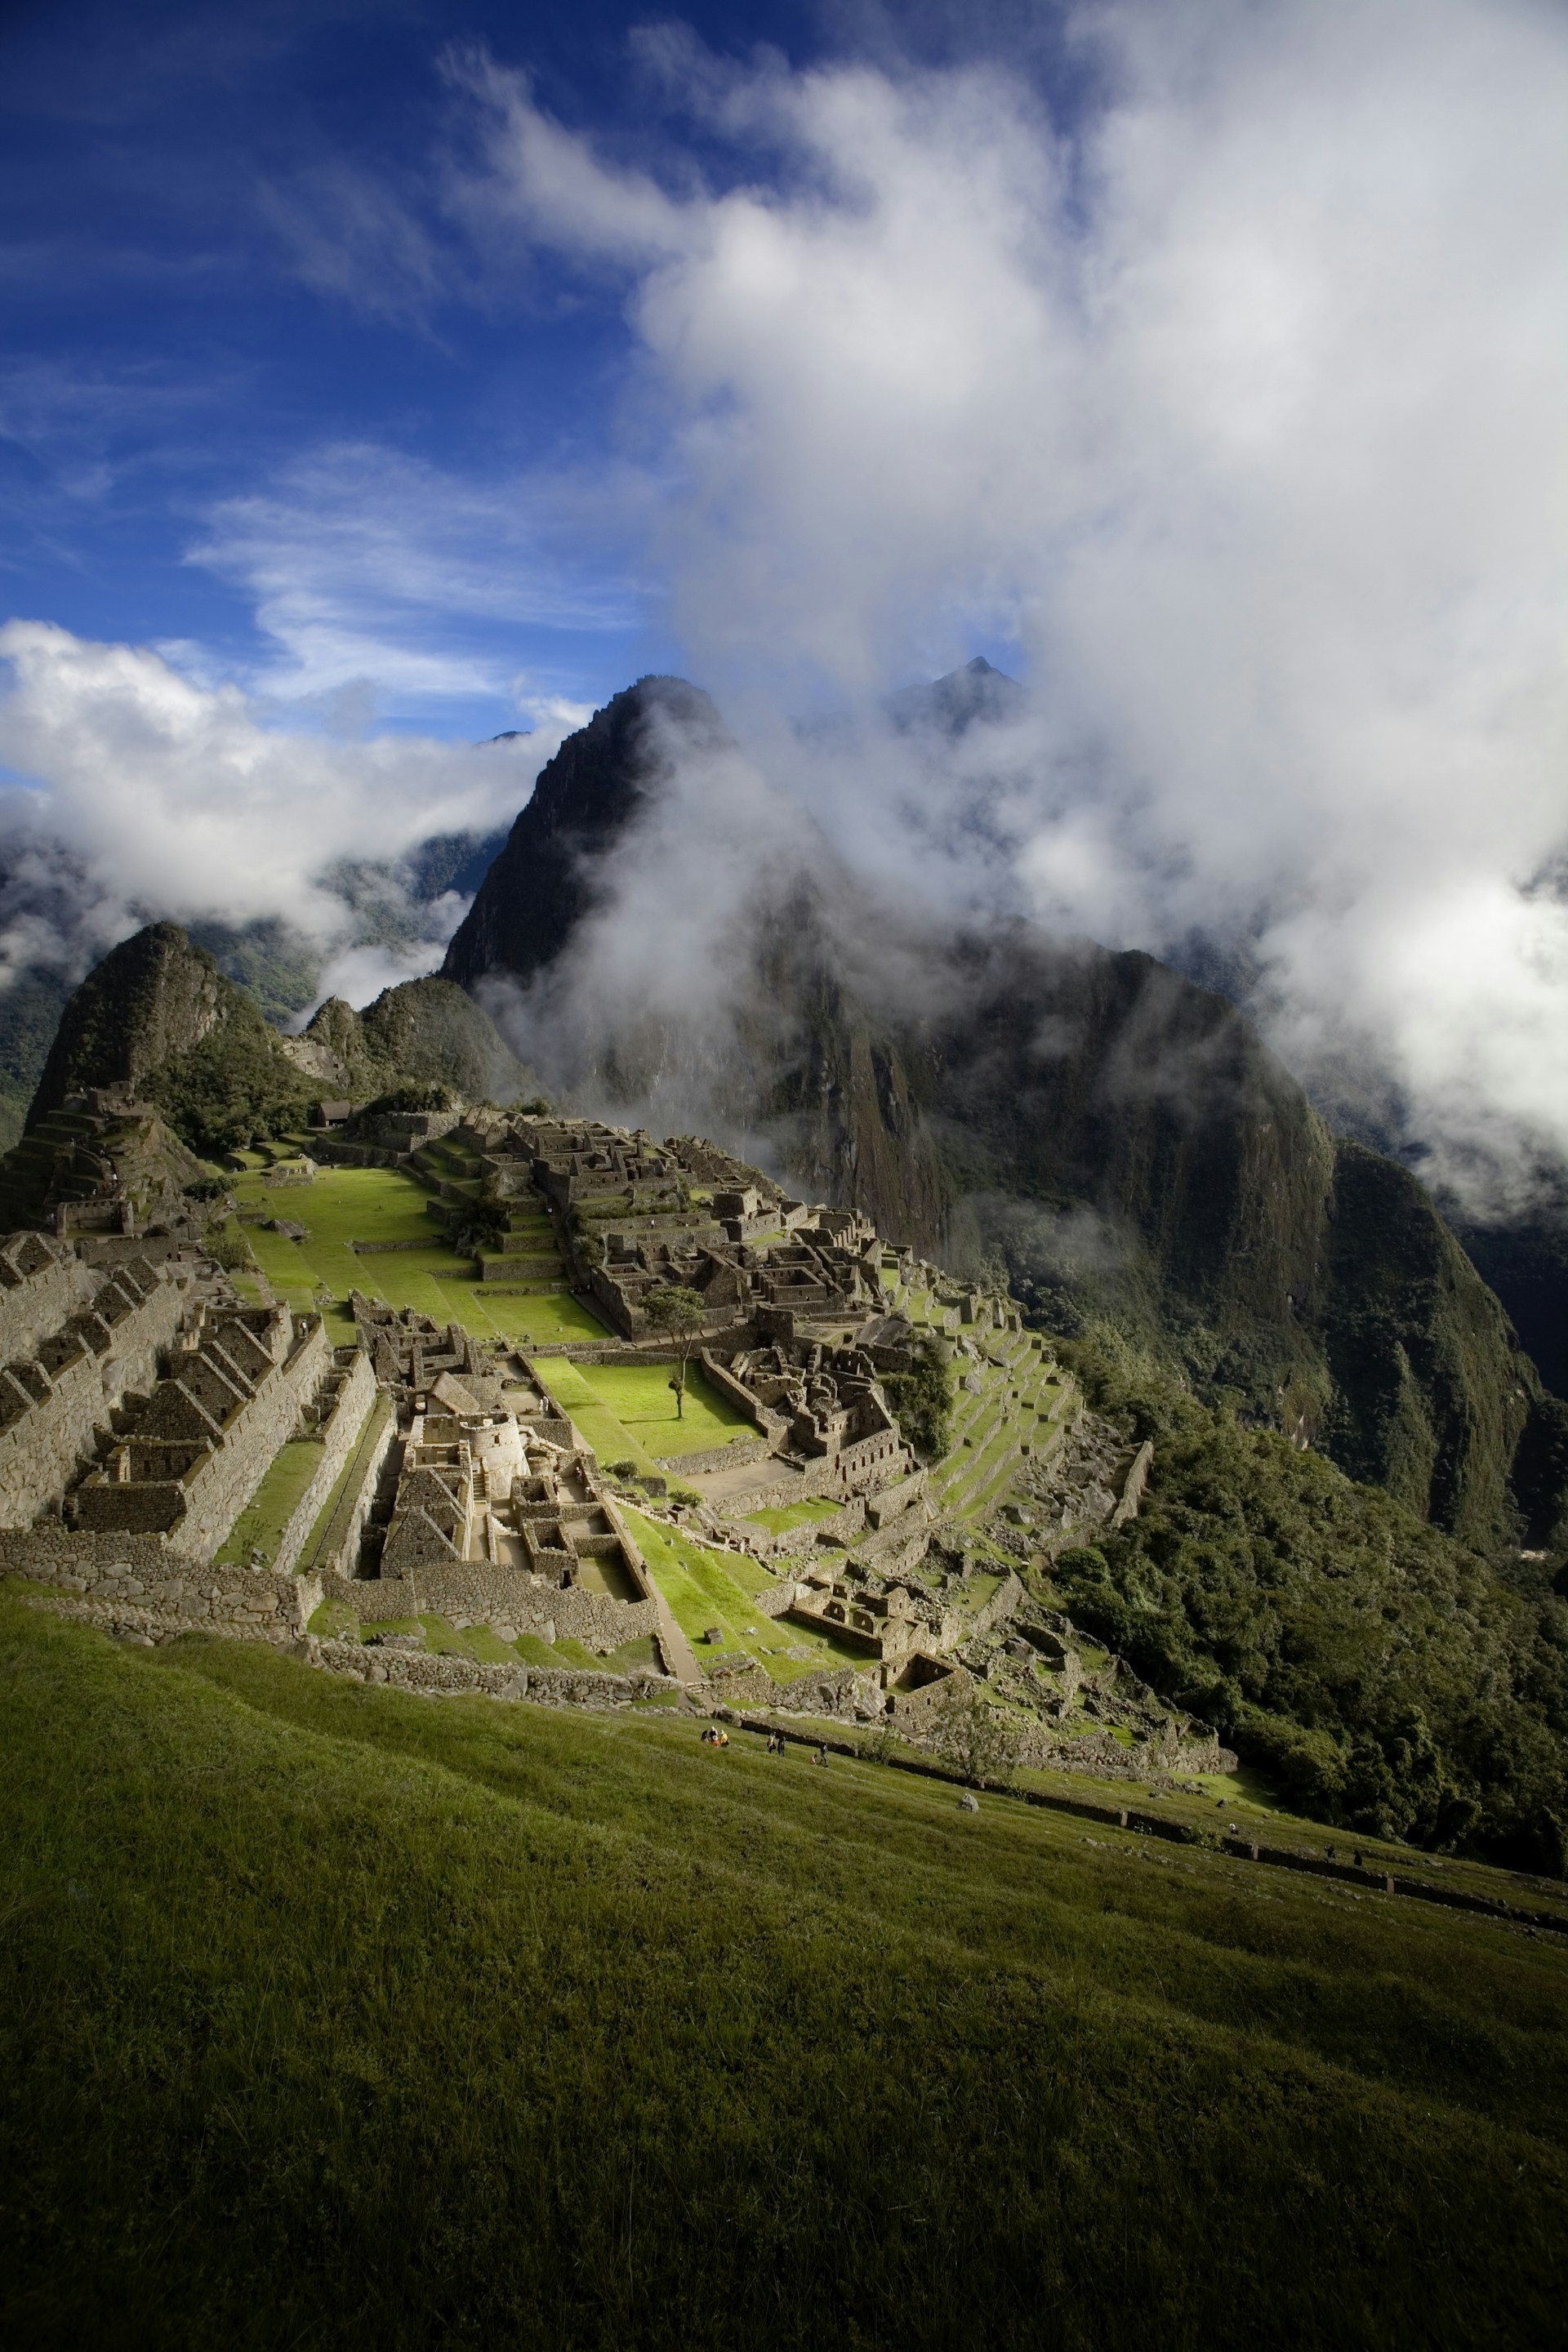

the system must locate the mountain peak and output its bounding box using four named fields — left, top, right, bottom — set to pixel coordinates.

left=885, top=656, right=1026, bottom=737
left=442, top=675, right=731, bottom=992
